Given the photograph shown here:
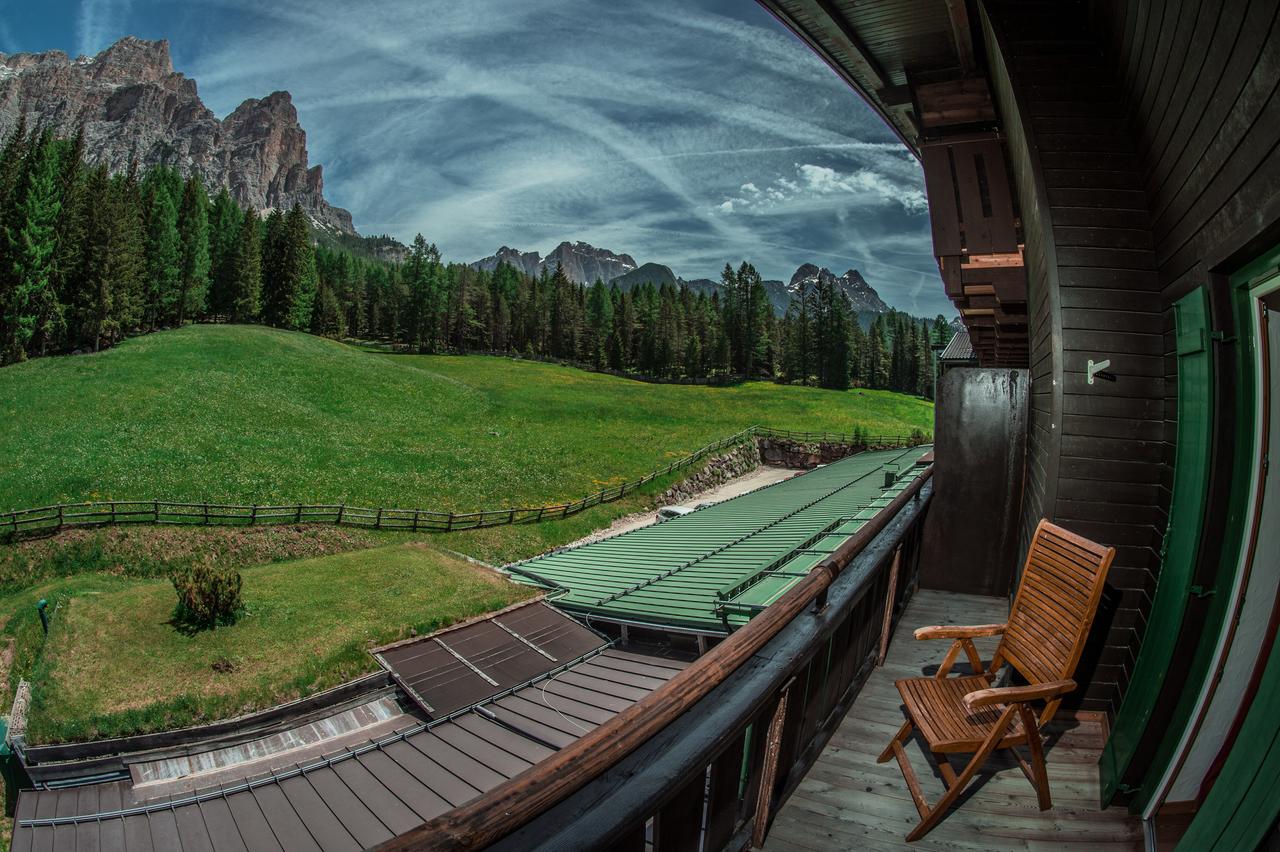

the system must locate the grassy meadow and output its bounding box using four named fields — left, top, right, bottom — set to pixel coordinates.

left=0, top=324, right=932, bottom=511
left=0, top=324, right=934, bottom=743
left=15, top=543, right=533, bottom=743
